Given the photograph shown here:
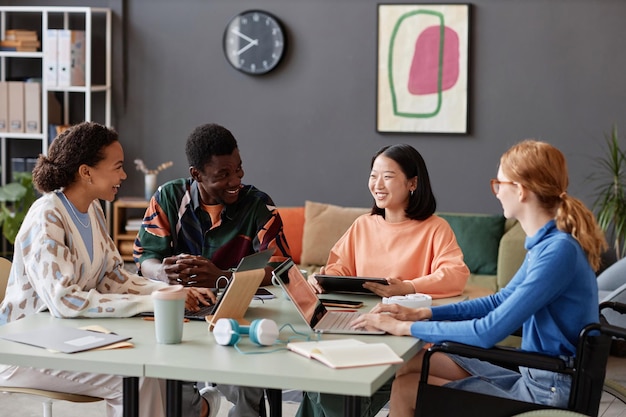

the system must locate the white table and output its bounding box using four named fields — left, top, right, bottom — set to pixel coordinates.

left=0, top=289, right=423, bottom=417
